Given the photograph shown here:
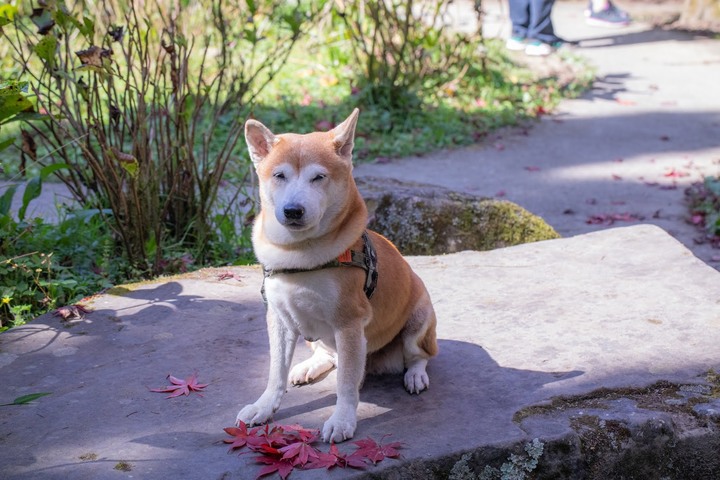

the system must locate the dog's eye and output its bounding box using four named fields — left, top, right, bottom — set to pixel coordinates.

left=273, top=172, right=286, bottom=180
left=312, top=174, right=326, bottom=182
